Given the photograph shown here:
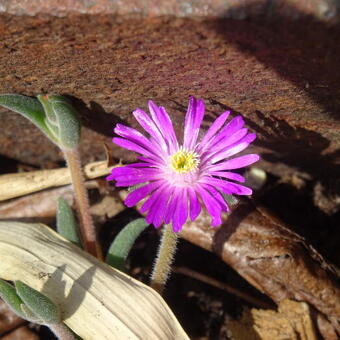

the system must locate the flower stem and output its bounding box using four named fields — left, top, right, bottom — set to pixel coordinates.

left=49, top=323, right=76, bottom=340
left=150, top=224, right=179, bottom=294
left=63, top=147, right=102, bottom=259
